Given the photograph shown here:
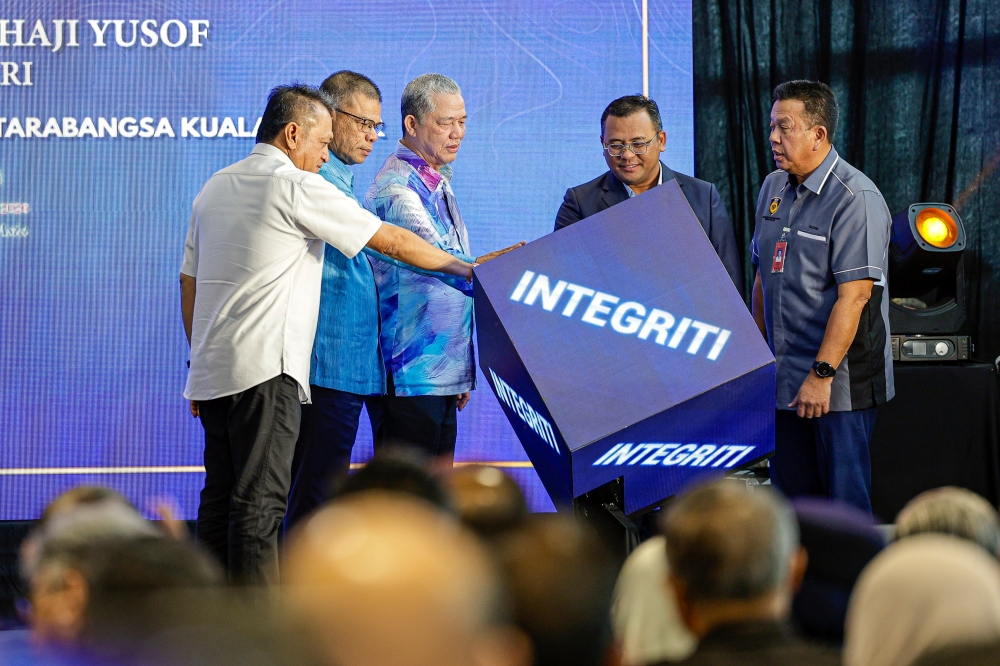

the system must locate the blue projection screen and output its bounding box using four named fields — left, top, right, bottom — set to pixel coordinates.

left=0, top=1, right=693, bottom=518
